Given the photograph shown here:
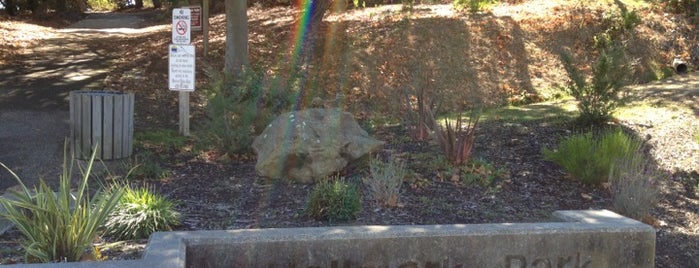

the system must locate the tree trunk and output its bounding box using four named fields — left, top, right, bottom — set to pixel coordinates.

left=224, top=0, right=249, bottom=78
left=55, top=0, right=67, bottom=12
left=4, top=0, right=17, bottom=16
left=28, top=0, right=38, bottom=13
left=152, top=0, right=161, bottom=8
left=135, top=0, right=143, bottom=8
left=307, top=0, right=333, bottom=29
